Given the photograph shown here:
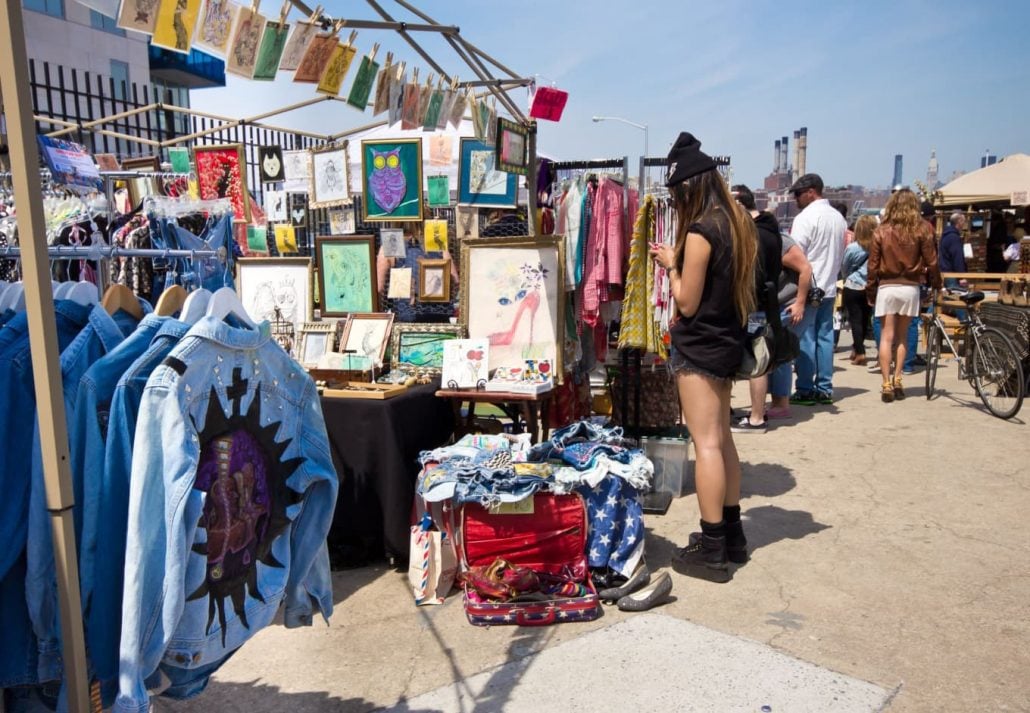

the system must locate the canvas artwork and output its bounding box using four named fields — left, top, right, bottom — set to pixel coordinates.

left=458, top=138, right=517, bottom=208
left=293, top=33, right=338, bottom=83
left=380, top=228, right=406, bottom=259
left=346, top=55, right=380, bottom=111
left=253, top=21, right=291, bottom=80
left=152, top=0, right=202, bottom=55
left=237, top=257, right=312, bottom=336
left=193, top=0, right=238, bottom=55
left=340, top=313, right=394, bottom=366
left=118, top=0, right=160, bottom=34
left=309, top=146, right=349, bottom=208
left=264, top=189, right=287, bottom=222
left=226, top=6, right=266, bottom=78
left=283, top=150, right=311, bottom=193
left=441, top=339, right=489, bottom=390
left=278, top=20, right=318, bottom=71
left=390, top=323, right=464, bottom=375
left=496, top=118, right=530, bottom=176
left=316, top=43, right=357, bottom=96
left=427, top=176, right=449, bottom=208
left=361, top=139, right=423, bottom=222
left=259, top=145, right=285, bottom=183
left=461, top=237, right=564, bottom=376
left=316, top=236, right=378, bottom=317
left=193, top=144, right=249, bottom=221
left=328, top=207, right=356, bottom=234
